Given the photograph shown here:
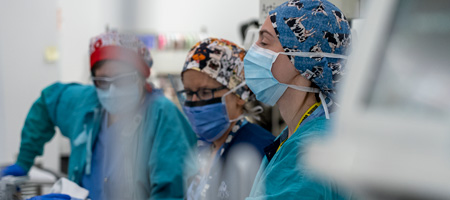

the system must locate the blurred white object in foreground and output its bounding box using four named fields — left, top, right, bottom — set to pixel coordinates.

left=50, top=178, right=89, bottom=200
left=305, top=0, right=450, bottom=199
